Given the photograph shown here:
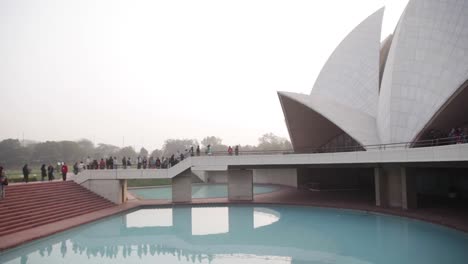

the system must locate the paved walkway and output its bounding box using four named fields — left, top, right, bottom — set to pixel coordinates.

left=1, top=187, right=467, bottom=251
